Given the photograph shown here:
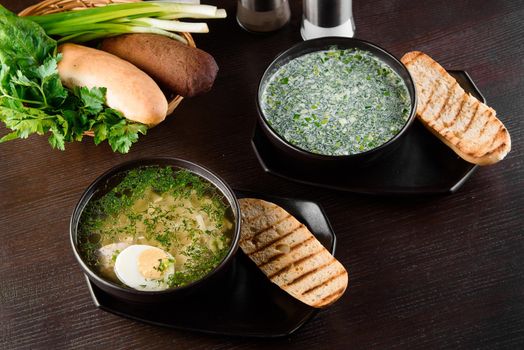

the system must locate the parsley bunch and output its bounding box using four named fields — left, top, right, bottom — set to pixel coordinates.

left=0, top=6, right=147, bottom=153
